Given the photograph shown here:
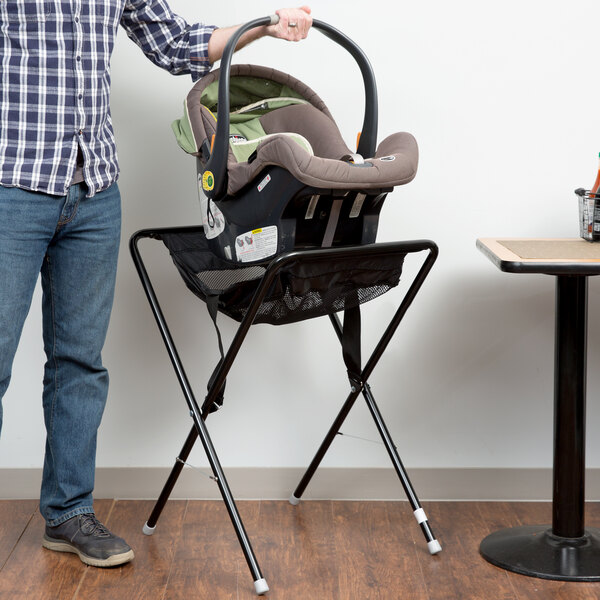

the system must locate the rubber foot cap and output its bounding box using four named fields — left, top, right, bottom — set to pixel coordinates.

left=254, top=578, right=269, bottom=595
left=142, top=522, right=156, bottom=536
